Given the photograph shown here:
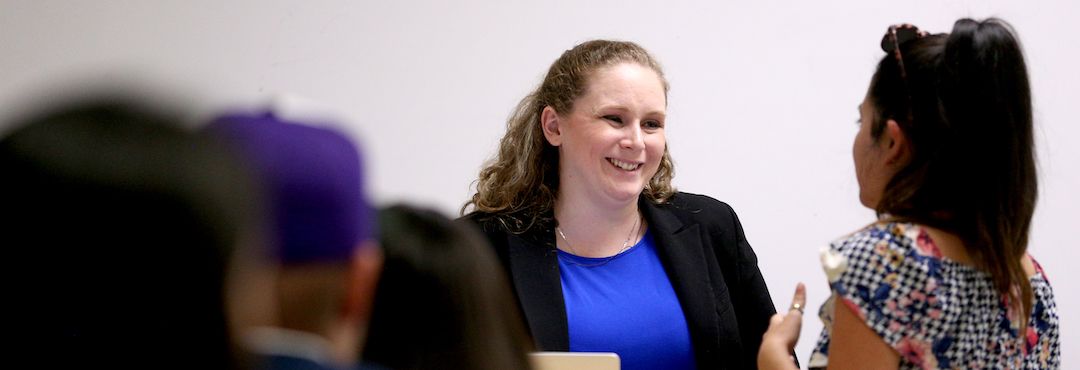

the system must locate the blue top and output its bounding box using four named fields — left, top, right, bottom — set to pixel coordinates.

left=558, top=229, right=697, bottom=370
